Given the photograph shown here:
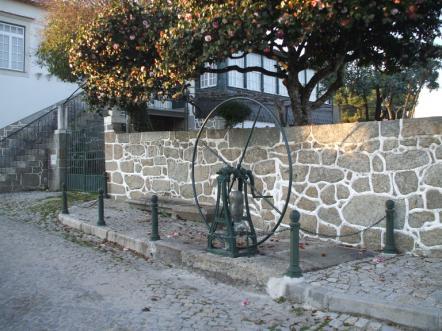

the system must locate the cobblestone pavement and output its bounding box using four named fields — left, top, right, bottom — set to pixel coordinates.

left=0, top=192, right=407, bottom=330
left=304, top=254, right=442, bottom=310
